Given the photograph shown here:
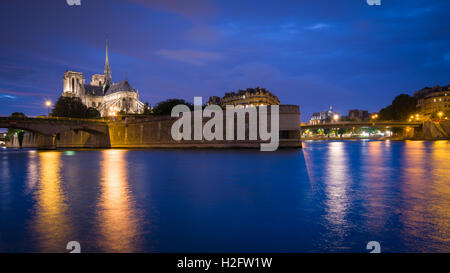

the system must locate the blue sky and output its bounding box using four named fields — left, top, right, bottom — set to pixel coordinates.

left=0, top=0, right=449, bottom=121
